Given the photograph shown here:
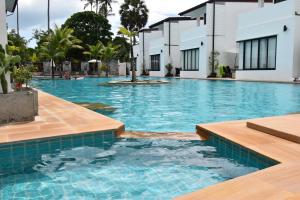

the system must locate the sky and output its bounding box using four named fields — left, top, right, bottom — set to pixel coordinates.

left=6, top=0, right=204, bottom=47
